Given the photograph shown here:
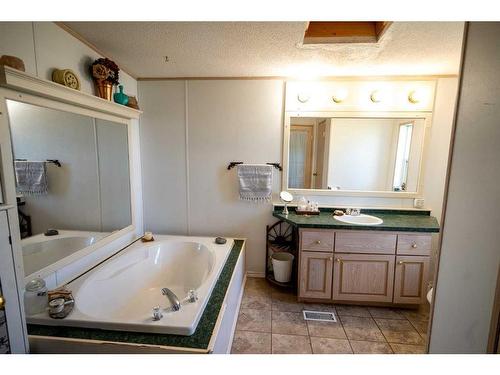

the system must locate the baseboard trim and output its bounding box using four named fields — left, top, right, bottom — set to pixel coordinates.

left=246, top=271, right=265, bottom=278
